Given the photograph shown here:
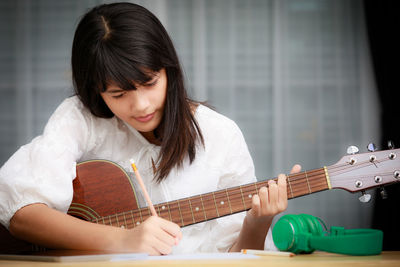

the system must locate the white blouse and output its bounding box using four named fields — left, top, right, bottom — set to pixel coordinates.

left=0, top=96, right=276, bottom=253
